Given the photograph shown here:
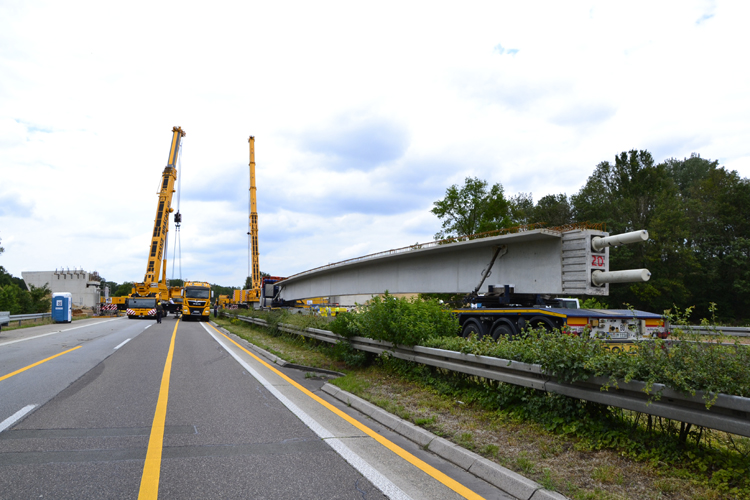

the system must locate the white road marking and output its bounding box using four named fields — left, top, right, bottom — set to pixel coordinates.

left=114, top=338, right=131, bottom=350
left=0, top=405, right=37, bottom=433
left=144, top=324, right=152, bottom=330
left=202, top=323, right=411, bottom=500
left=0, top=317, right=124, bottom=347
